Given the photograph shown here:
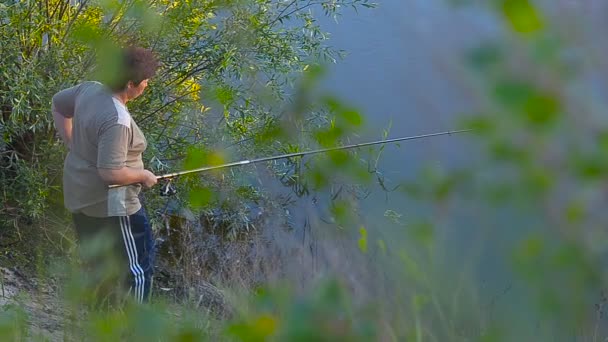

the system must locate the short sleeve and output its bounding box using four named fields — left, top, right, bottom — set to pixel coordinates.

left=97, top=124, right=130, bottom=169
left=51, top=84, right=81, bottom=118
